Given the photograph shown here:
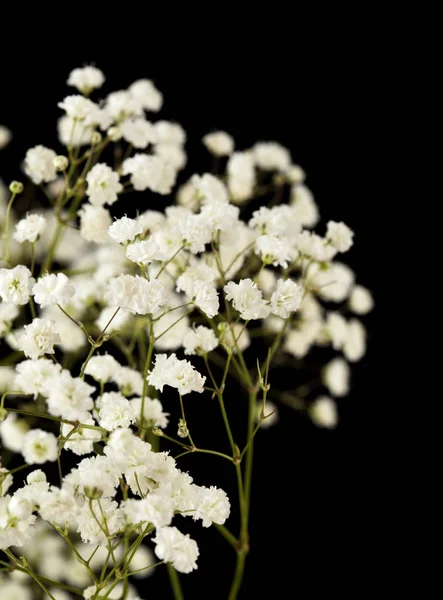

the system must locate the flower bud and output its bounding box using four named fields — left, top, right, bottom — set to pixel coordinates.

left=91, top=131, right=102, bottom=145
left=108, top=126, right=122, bottom=142
left=9, top=180, right=23, bottom=194
left=177, top=419, right=189, bottom=439
left=53, top=155, right=69, bottom=171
